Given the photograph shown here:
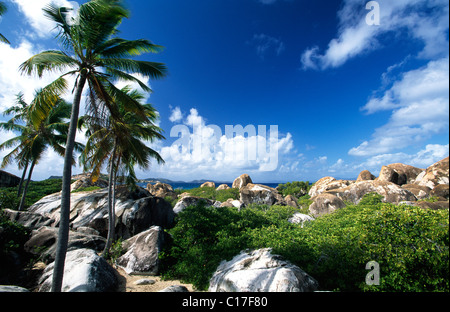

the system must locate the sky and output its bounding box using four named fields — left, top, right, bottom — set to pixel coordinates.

left=0, top=0, right=449, bottom=183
